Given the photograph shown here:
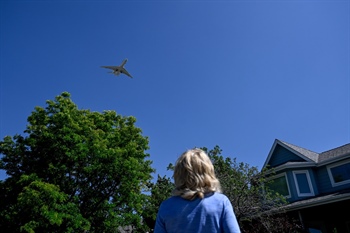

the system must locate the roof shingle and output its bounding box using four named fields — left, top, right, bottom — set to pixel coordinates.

left=318, top=143, right=350, bottom=163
